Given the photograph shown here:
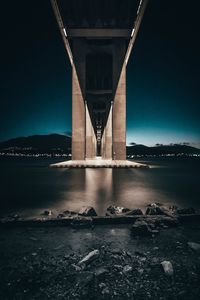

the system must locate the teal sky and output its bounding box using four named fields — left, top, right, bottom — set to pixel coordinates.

left=0, top=0, right=199, bottom=148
